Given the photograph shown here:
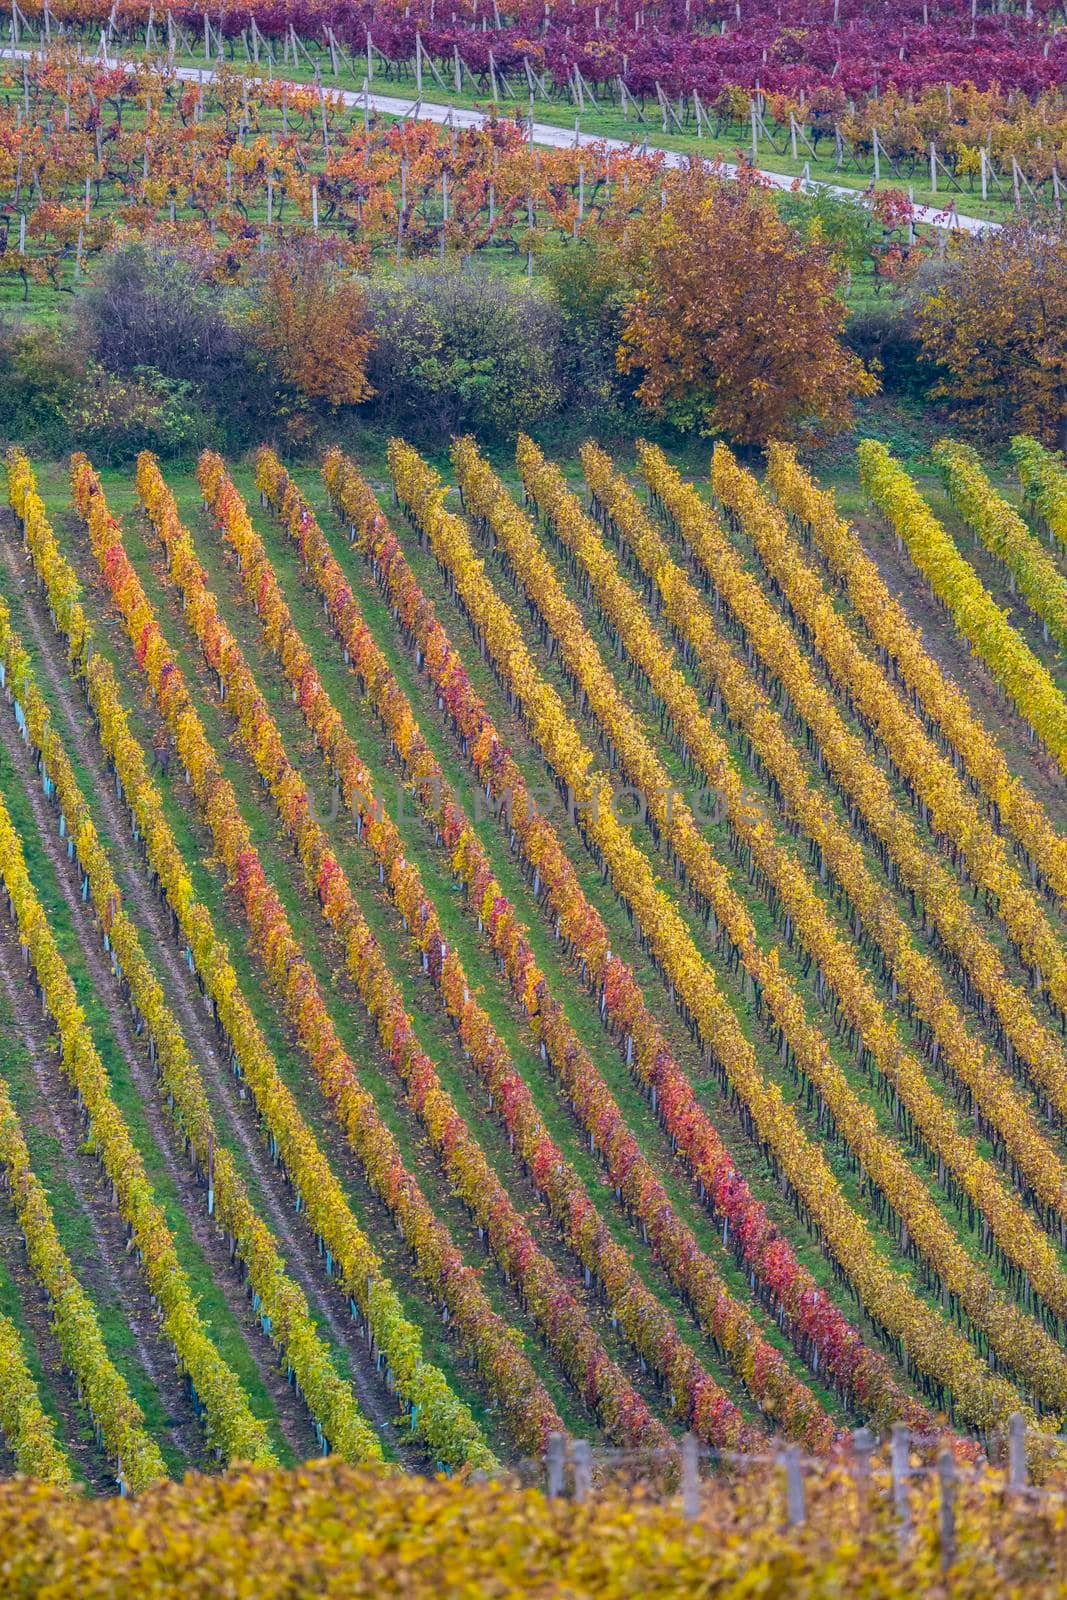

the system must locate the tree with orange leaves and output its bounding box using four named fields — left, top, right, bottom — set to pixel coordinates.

left=612, top=167, right=876, bottom=443
left=917, top=218, right=1067, bottom=451
left=255, top=244, right=375, bottom=408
